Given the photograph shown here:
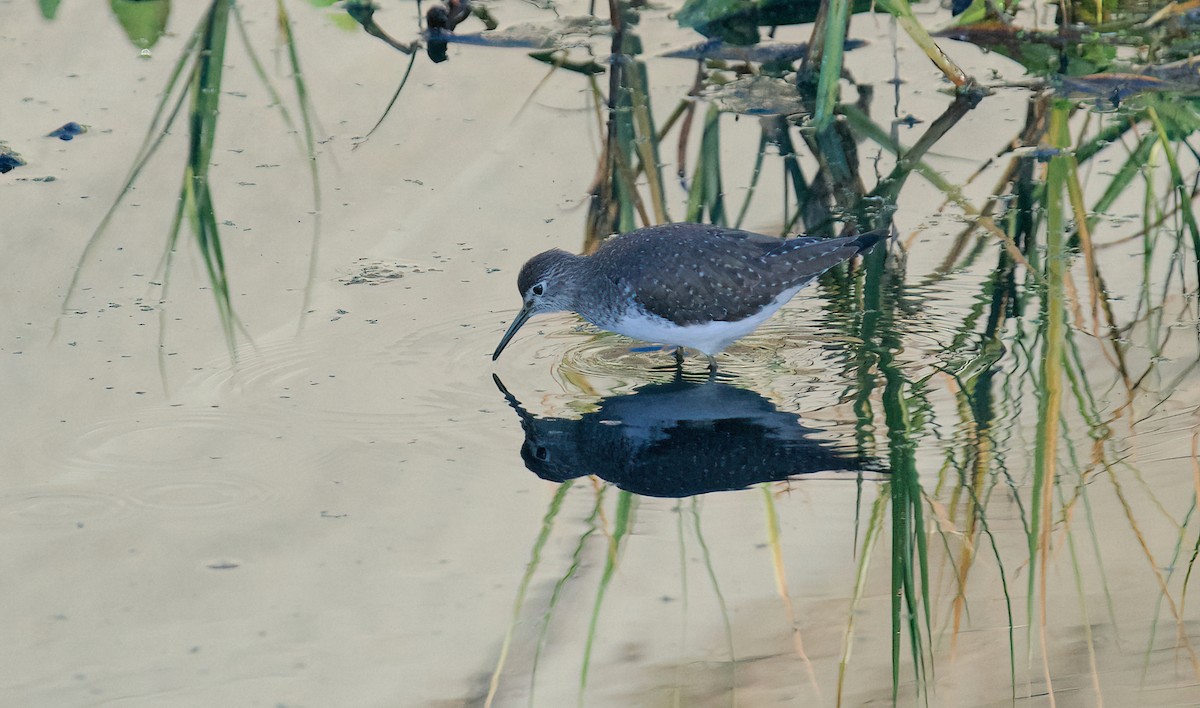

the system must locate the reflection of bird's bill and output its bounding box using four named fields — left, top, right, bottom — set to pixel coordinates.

left=492, top=305, right=533, bottom=360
